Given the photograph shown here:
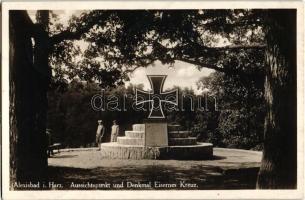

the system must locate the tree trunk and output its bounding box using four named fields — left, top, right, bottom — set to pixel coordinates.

left=257, top=10, right=297, bottom=189
left=10, top=10, right=50, bottom=189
